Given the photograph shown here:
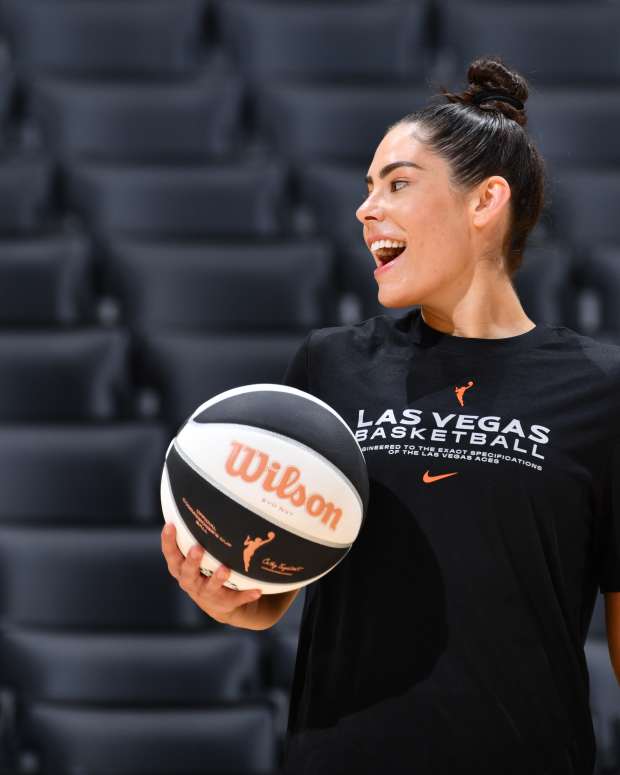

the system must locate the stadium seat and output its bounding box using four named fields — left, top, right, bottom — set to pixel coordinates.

left=255, top=83, right=429, bottom=163
left=29, top=70, right=244, bottom=162
left=138, top=332, right=307, bottom=429
left=103, top=237, right=337, bottom=332
left=20, top=704, right=277, bottom=775
left=218, top=0, right=429, bottom=83
left=0, top=627, right=262, bottom=703
left=0, top=229, right=94, bottom=325
left=511, top=241, right=577, bottom=329
left=547, top=168, right=620, bottom=251
left=439, top=2, right=620, bottom=87
left=0, top=63, right=14, bottom=139
left=0, top=329, right=130, bottom=421
left=0, top=153, right=55, bottom=234
left=65, top=160, right=290, bottom=238
left=0, top=424, right=167, bottom=524
left=575, top=245, right=620, bottom=338
left=0, top=526, right=193, bottom=629
left=527, top=89, right=620, bottom=168
left=298, top=163, right=366, bottom=252
left=1, top=0, right=207, bottom=77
